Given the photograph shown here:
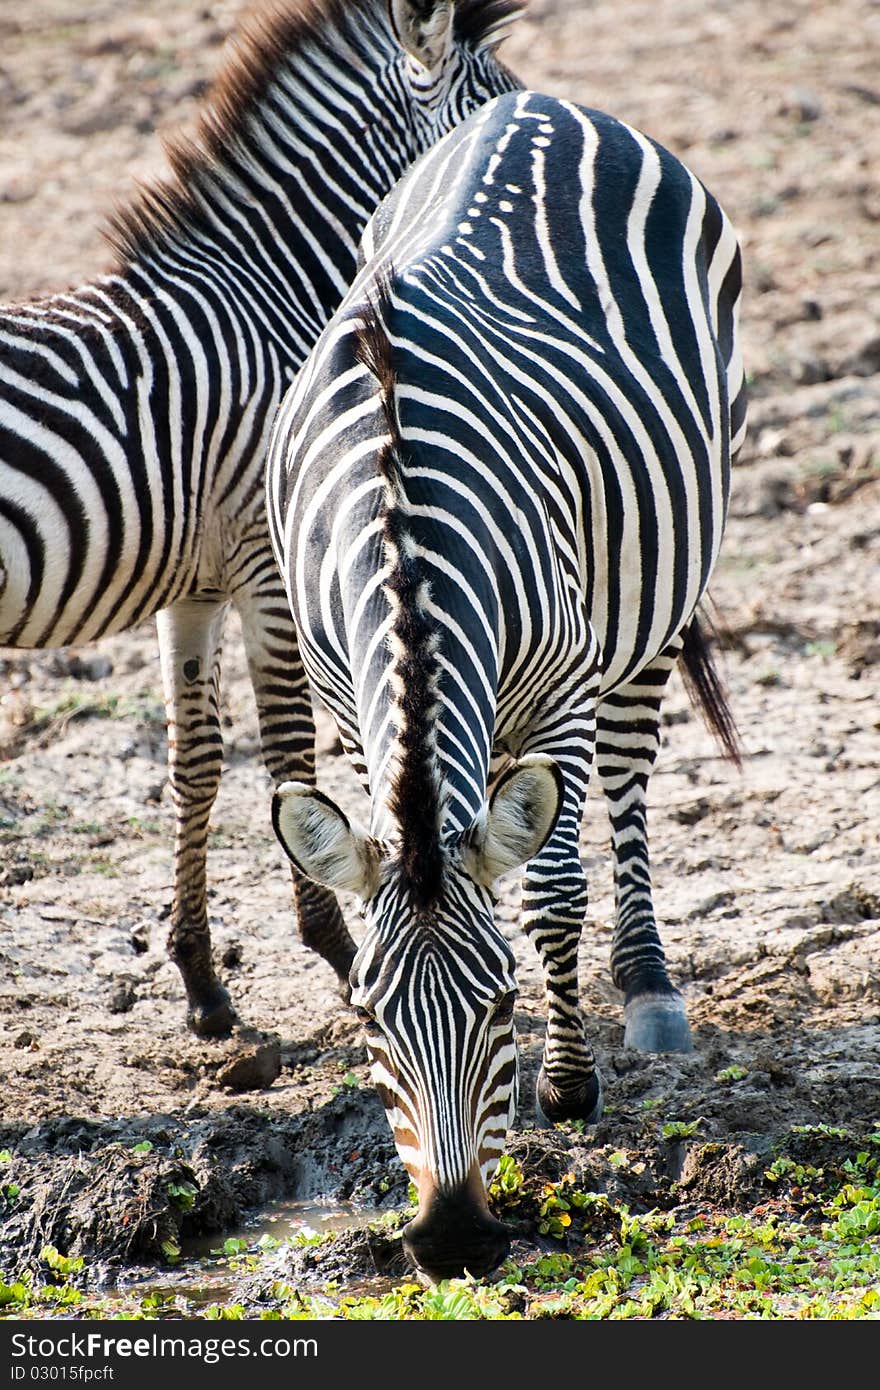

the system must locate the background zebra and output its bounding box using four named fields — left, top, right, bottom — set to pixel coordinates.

left=266, top=88, right=746, bottom=1279
left=0, top=0, right=524, bottom=1036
